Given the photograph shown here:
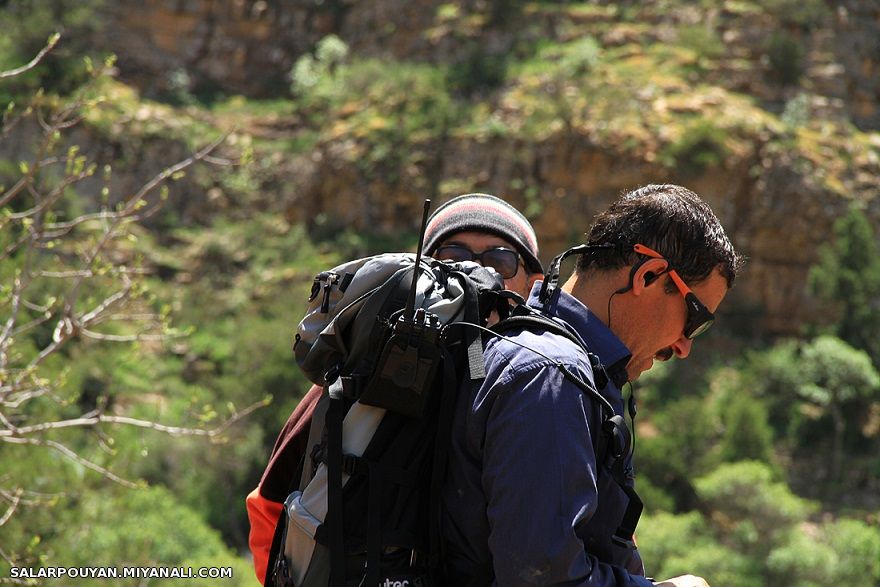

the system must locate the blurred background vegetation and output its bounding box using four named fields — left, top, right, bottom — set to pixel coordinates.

left=1, top=1, right=879, bottom=585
